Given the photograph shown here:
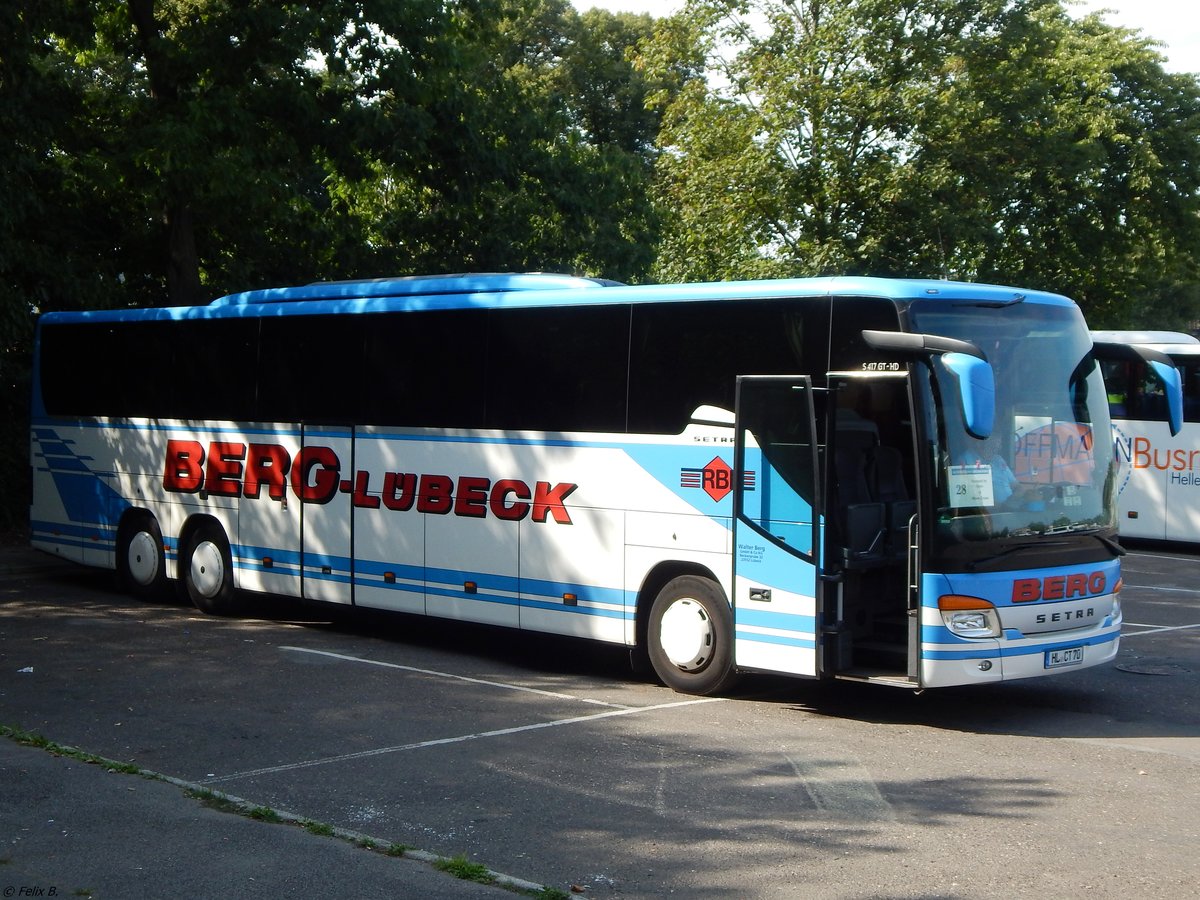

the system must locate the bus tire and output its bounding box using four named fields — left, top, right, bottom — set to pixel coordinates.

left=181, top=522, right=240, bottom=615
left=116, top=513, right=167, bottom=600
left=647, top=575, right=737, bottom=695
